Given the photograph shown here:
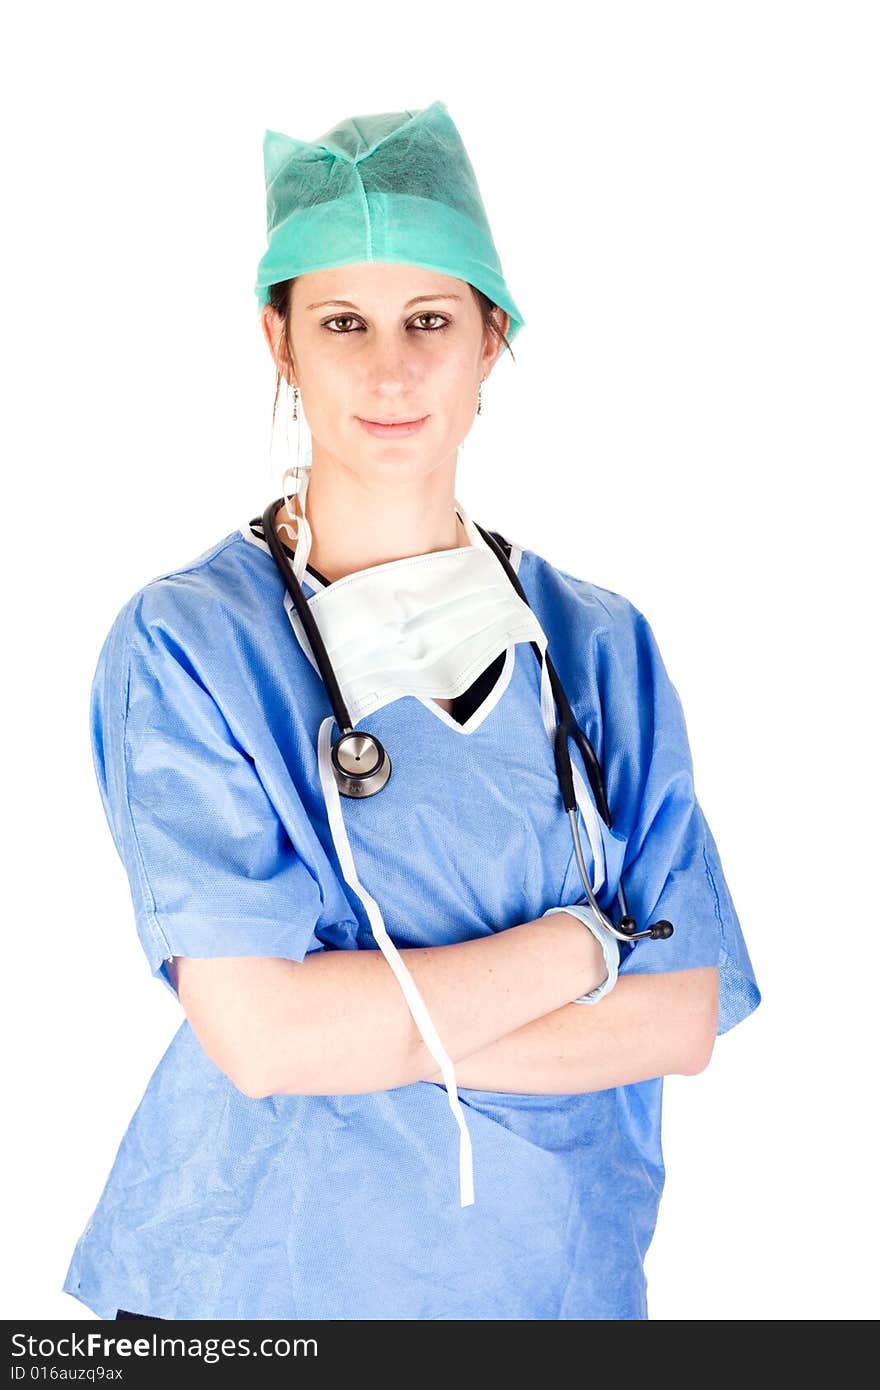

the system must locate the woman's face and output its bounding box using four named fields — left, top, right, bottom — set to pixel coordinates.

left=262, top=262, right=508, bottom=484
